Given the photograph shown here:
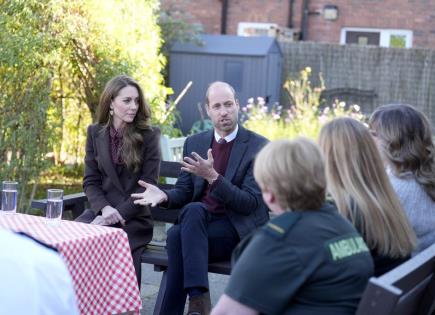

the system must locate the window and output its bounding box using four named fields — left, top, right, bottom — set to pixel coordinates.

left=389, top=34, right=407, bottom=48
left=341, top=28, right=413, bottom=48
